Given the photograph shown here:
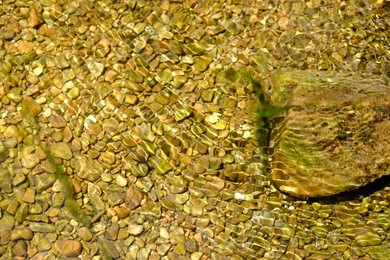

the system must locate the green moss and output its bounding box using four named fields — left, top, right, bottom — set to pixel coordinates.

left=20, top=97, right=91, bottom=227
